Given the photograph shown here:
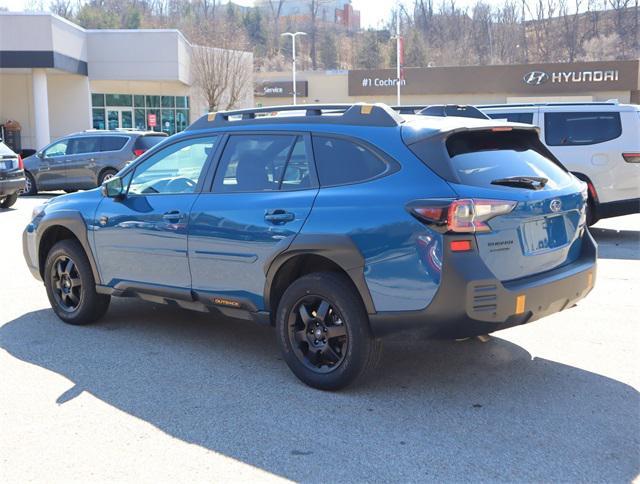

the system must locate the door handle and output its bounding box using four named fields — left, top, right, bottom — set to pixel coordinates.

left=162, top=210, right=185, bottom=222
left=265, top=209, right=295, bottom=224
